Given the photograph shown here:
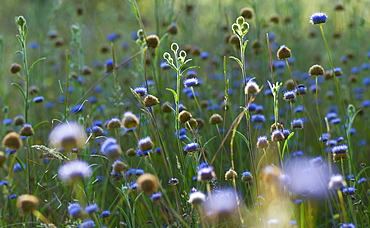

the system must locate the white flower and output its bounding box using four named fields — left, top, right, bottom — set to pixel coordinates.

left=49, top=122, right=86, bottom=149
left=58, top=160, right=92, bottom=184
